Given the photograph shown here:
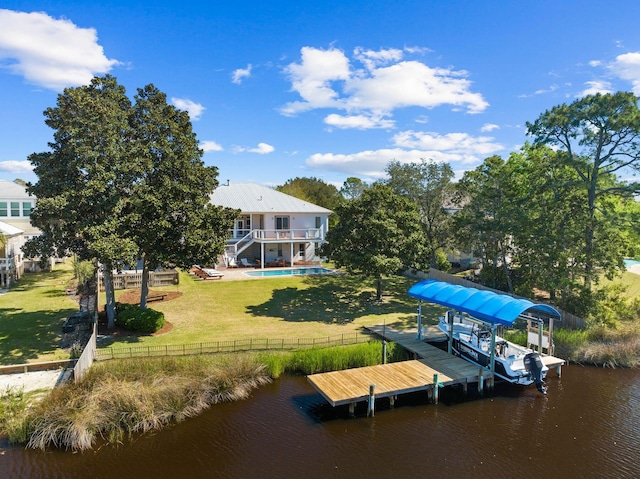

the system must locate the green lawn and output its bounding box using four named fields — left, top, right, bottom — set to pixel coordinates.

left=0, top=265, right=79, bottom=364
left=7, top=262, right=639, bottom=363
left=107, top=270, right=444, bottom=348
left=1, top=263, right=445, bottom=362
